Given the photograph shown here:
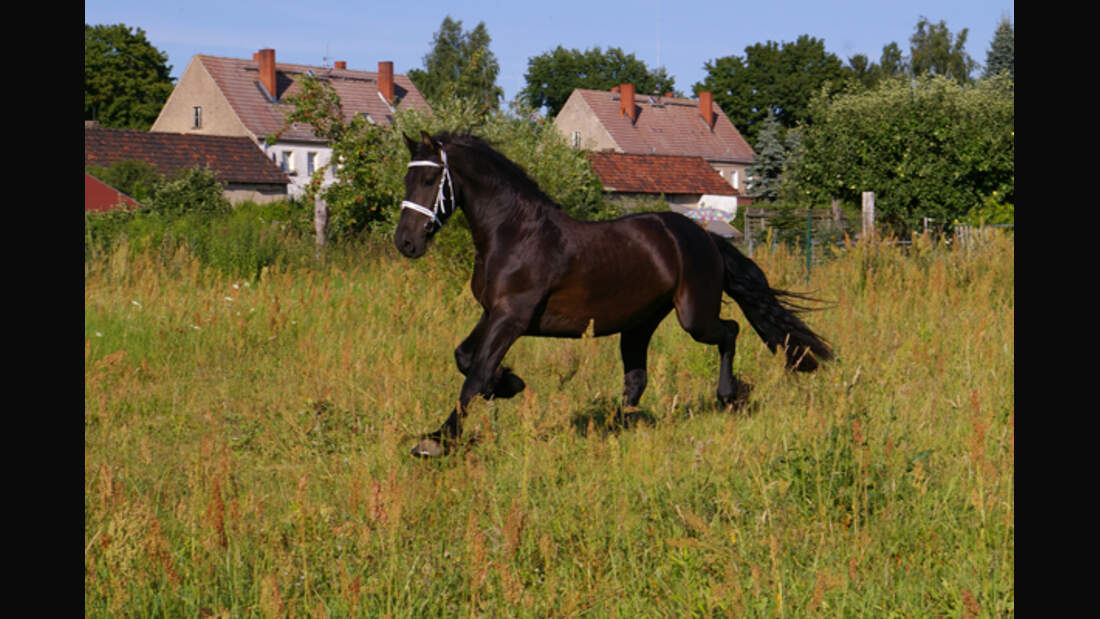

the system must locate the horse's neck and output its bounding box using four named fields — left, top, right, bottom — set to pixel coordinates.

left=454, top=157, right=556, bottom=253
